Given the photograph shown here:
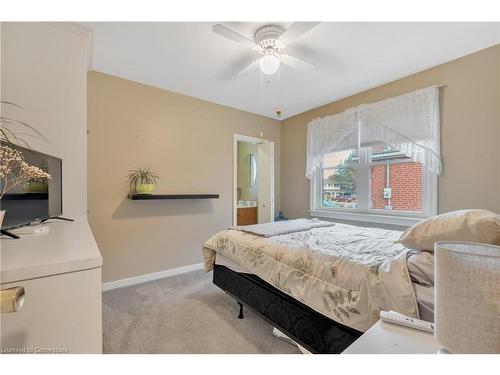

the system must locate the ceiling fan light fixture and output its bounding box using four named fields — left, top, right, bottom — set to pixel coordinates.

left=259, top=54, right=280, bottom=75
